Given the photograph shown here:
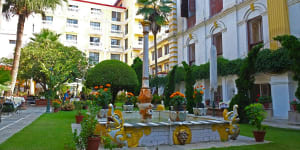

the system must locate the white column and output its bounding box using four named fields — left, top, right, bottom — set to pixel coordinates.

left=30, top=78, right=35, bottom=95
left=271, top=72, right=296, bottom=119
left=222, top=77, right=228, bottom=103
